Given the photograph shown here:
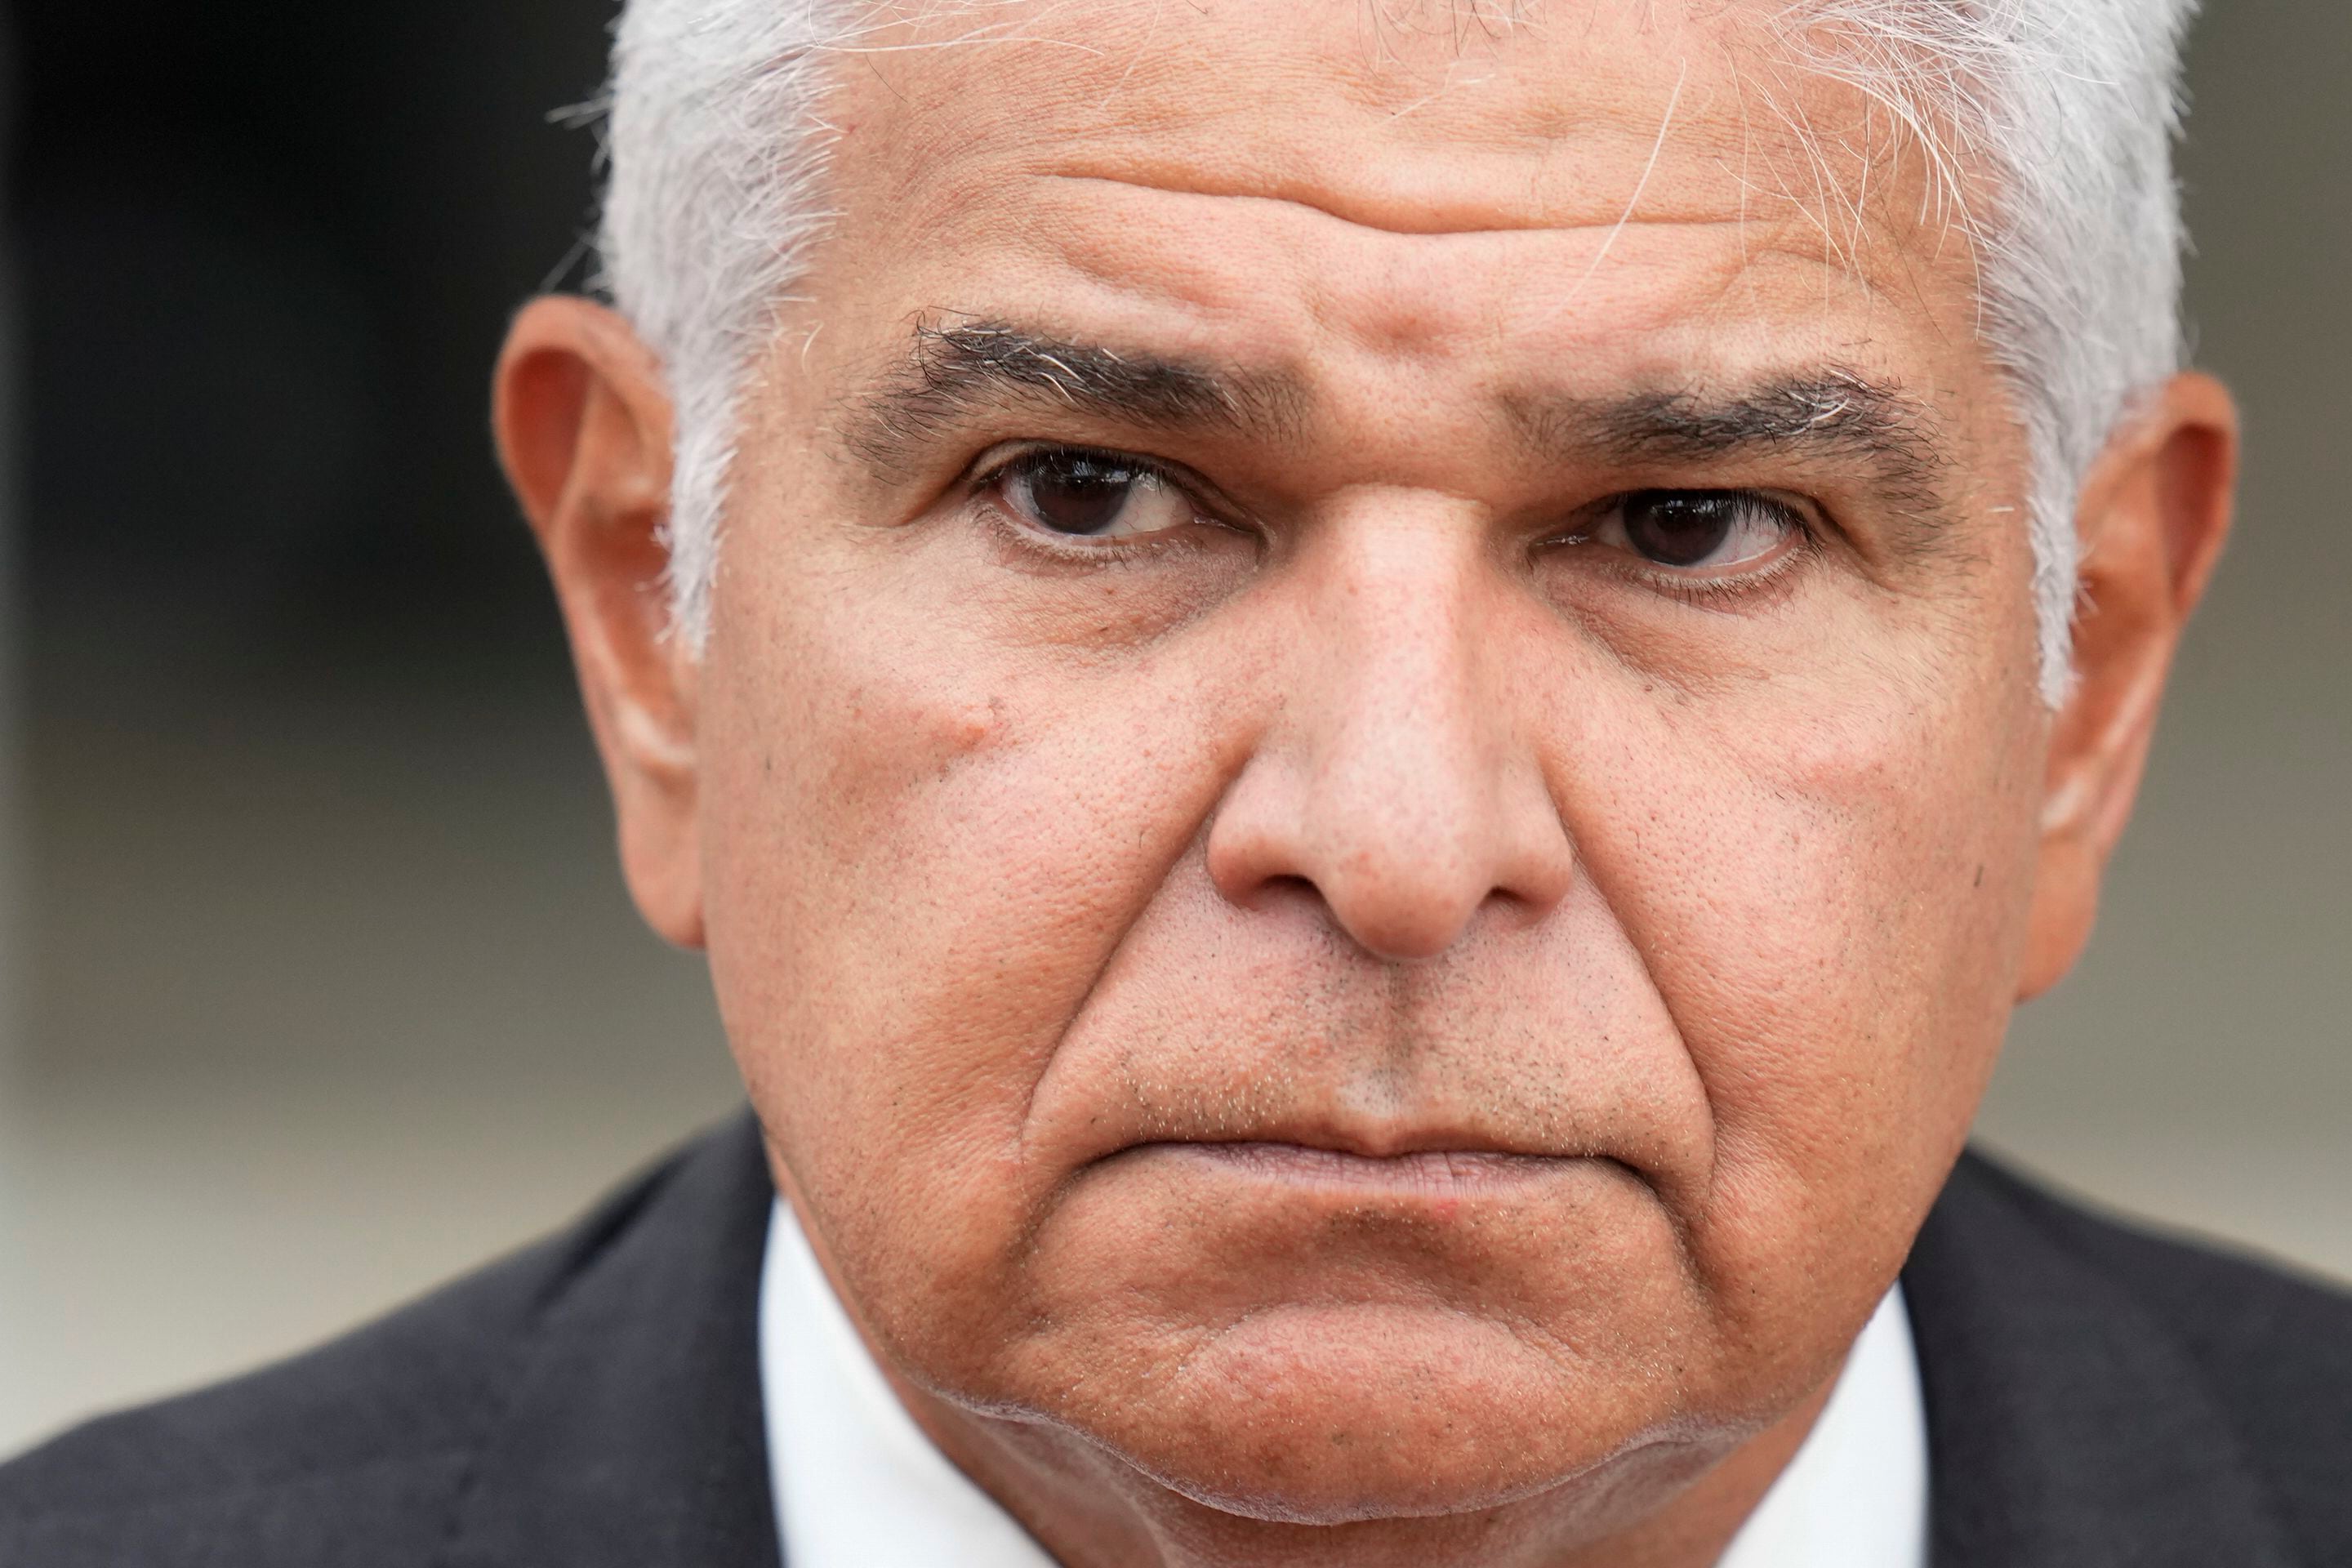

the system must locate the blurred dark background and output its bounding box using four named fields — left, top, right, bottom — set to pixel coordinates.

left=0, top=0, right=743, bottom=1449
left=1, top=1, right=2346, bottom=1454
left=15, top=1, right=600, bottom=675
